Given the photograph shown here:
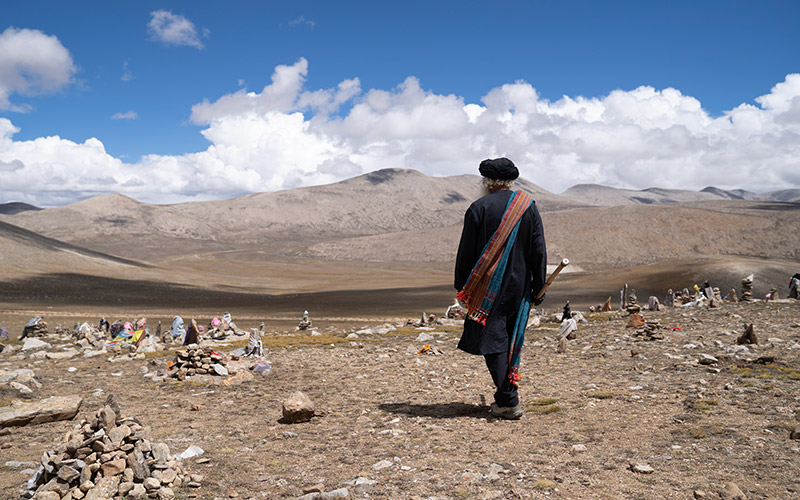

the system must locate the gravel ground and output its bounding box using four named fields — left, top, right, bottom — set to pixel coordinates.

left=1, top=300, right=799, bottom=499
